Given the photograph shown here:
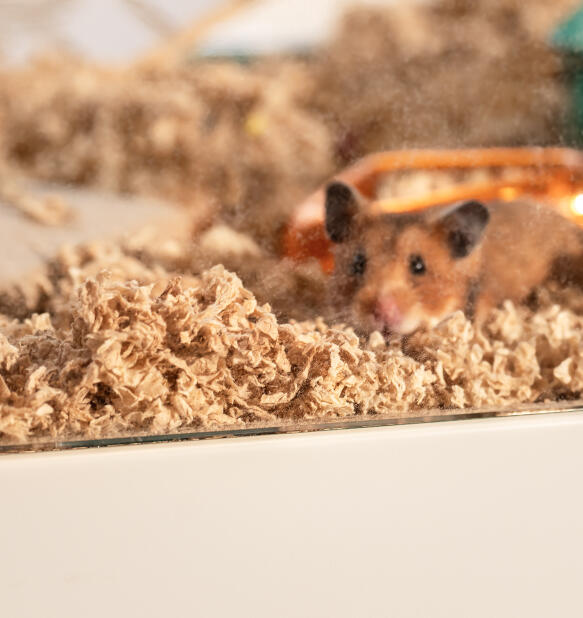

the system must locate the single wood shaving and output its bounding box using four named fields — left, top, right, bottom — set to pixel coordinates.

left=0, top=174, right=72, bottom=225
